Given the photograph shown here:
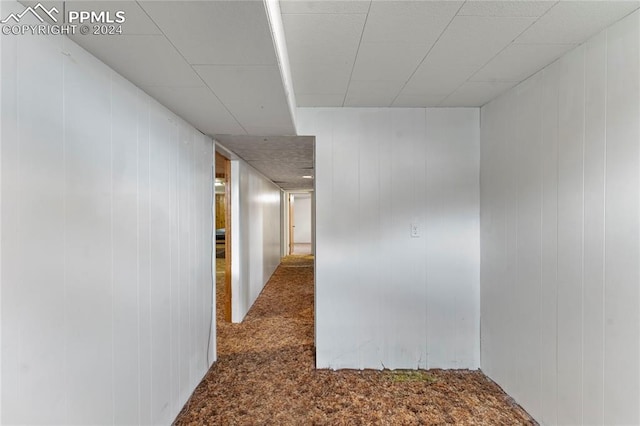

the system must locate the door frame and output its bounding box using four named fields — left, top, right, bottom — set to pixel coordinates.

left=215, top=151, right=232, bottom=322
